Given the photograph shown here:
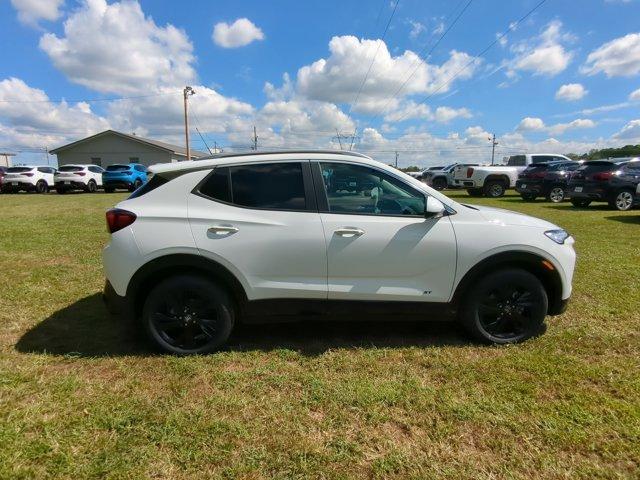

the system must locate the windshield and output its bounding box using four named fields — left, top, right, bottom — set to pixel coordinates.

left=58, top=166, right=84, bottom=172
left=7, top=167, right=33, bottom=173
left=106, top=164, right=130, bottom=171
